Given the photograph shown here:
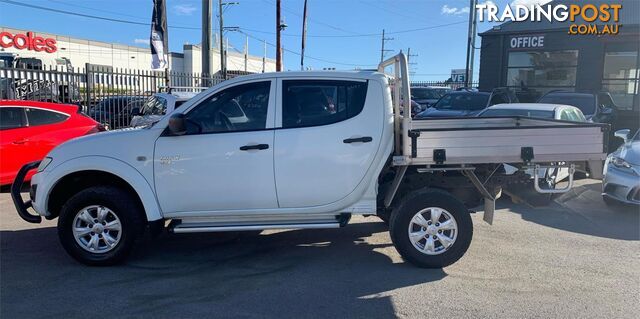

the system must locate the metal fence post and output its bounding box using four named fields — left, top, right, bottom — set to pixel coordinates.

left=84, top=63, right=91, bottom=112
